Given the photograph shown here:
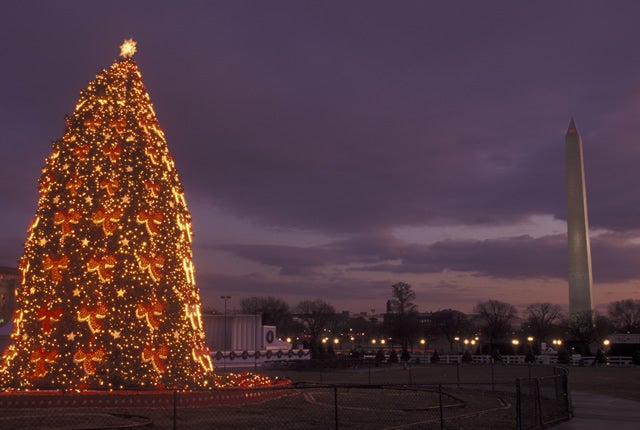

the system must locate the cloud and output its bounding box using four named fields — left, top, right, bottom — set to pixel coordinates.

left=213, top=232, right=640, bottom=283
